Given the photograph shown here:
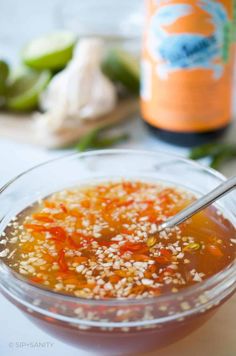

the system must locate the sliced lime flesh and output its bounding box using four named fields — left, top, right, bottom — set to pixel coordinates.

left=0, top=60, right=10, bottom=96
left=22, top=32, right=77, bottom=70
left=6, top=70, right=51, bottom=111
